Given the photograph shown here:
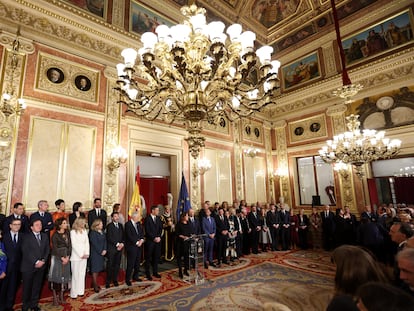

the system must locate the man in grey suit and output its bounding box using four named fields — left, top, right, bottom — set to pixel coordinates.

left=21, top=218, right=49, bottom=311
